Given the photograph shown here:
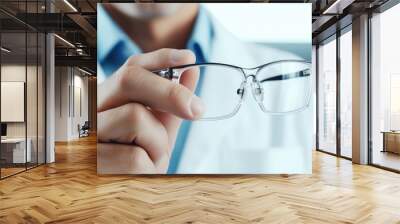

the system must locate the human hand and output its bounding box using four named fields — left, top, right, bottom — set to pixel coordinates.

left=97, top=48, right=204, bottom=174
